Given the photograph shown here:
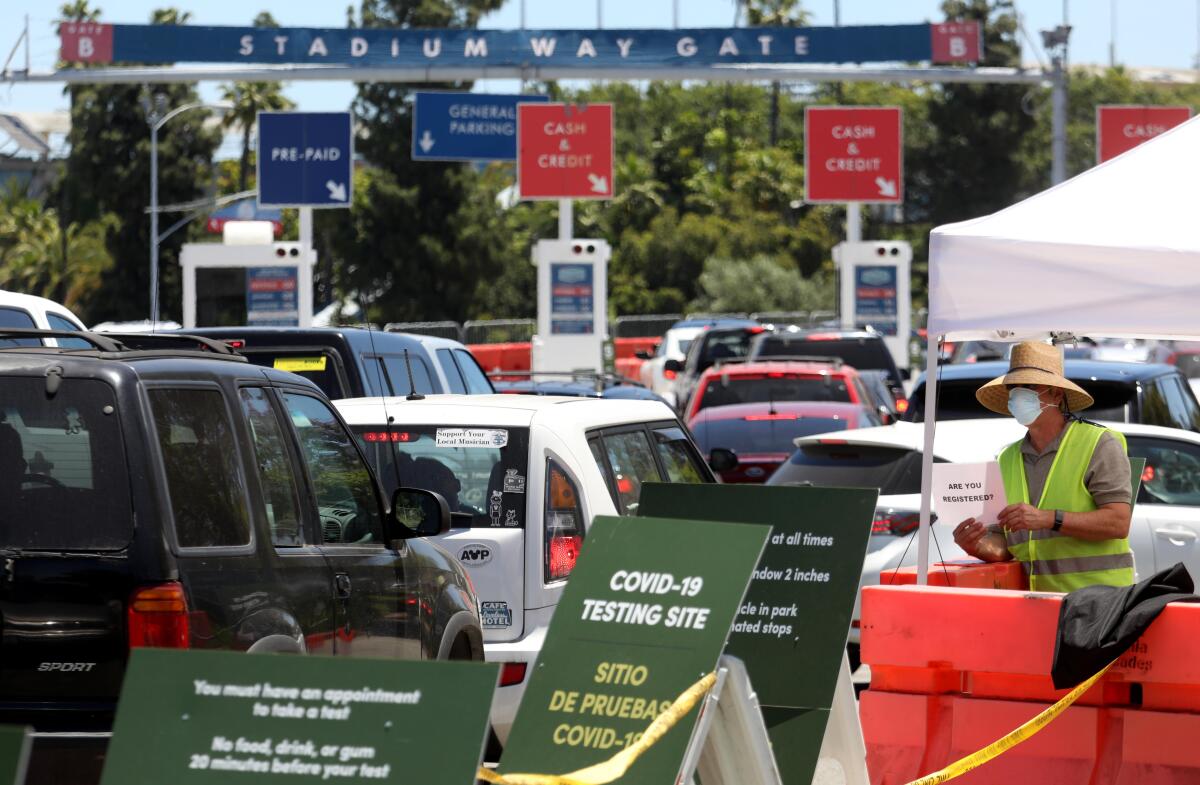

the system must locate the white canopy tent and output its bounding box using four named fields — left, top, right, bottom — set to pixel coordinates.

left=915, top=113, right=1200, bottom=581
